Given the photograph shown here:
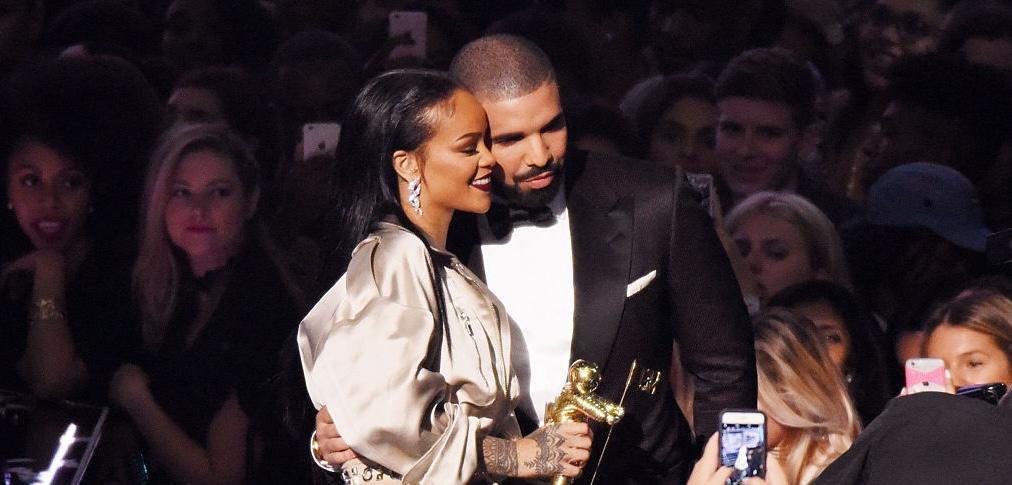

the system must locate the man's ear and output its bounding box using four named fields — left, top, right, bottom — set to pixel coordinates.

left=392, top=149, right=420, bottom=181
